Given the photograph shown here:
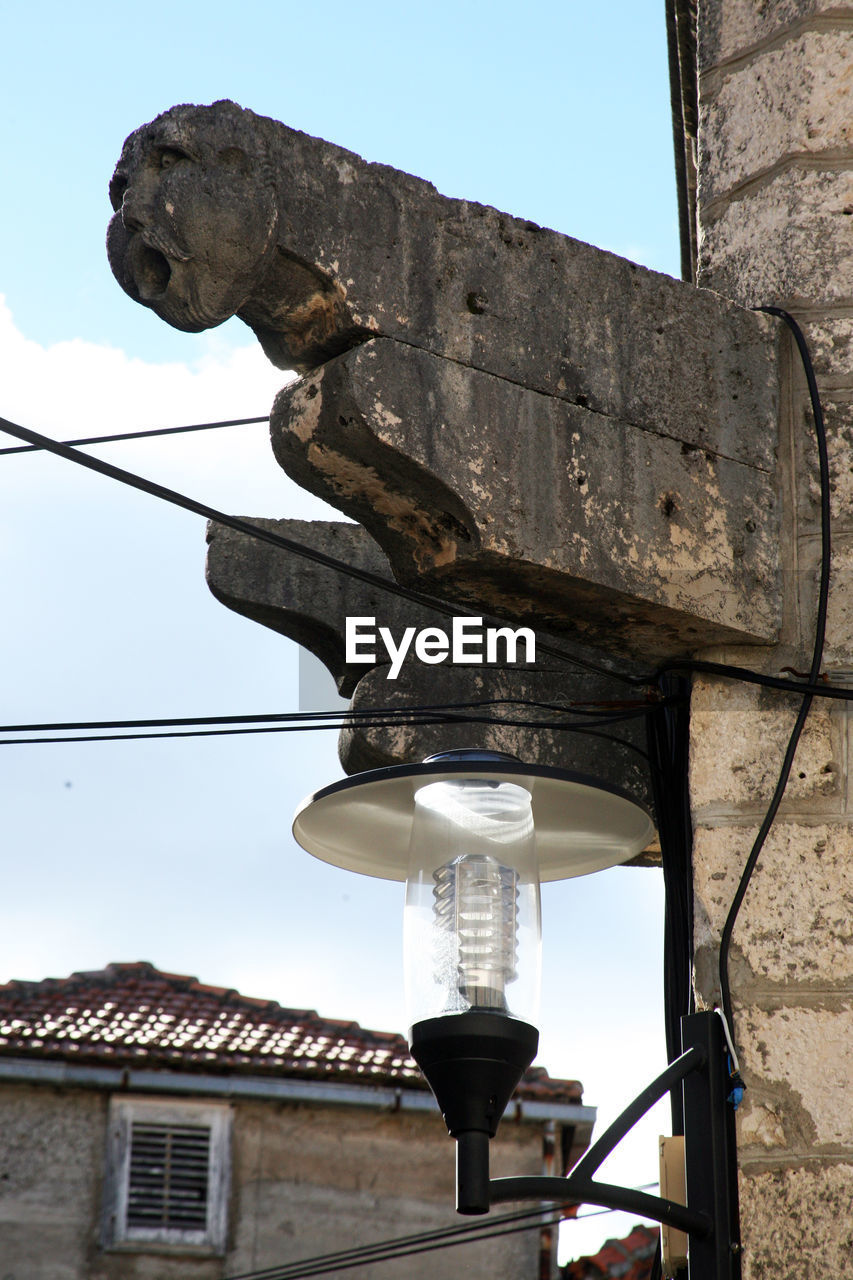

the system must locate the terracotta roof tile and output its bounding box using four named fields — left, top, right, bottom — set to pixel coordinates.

left=0, top=963, right=583, bottom=1104
left=562, top=1224, right=659, bottom=1279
